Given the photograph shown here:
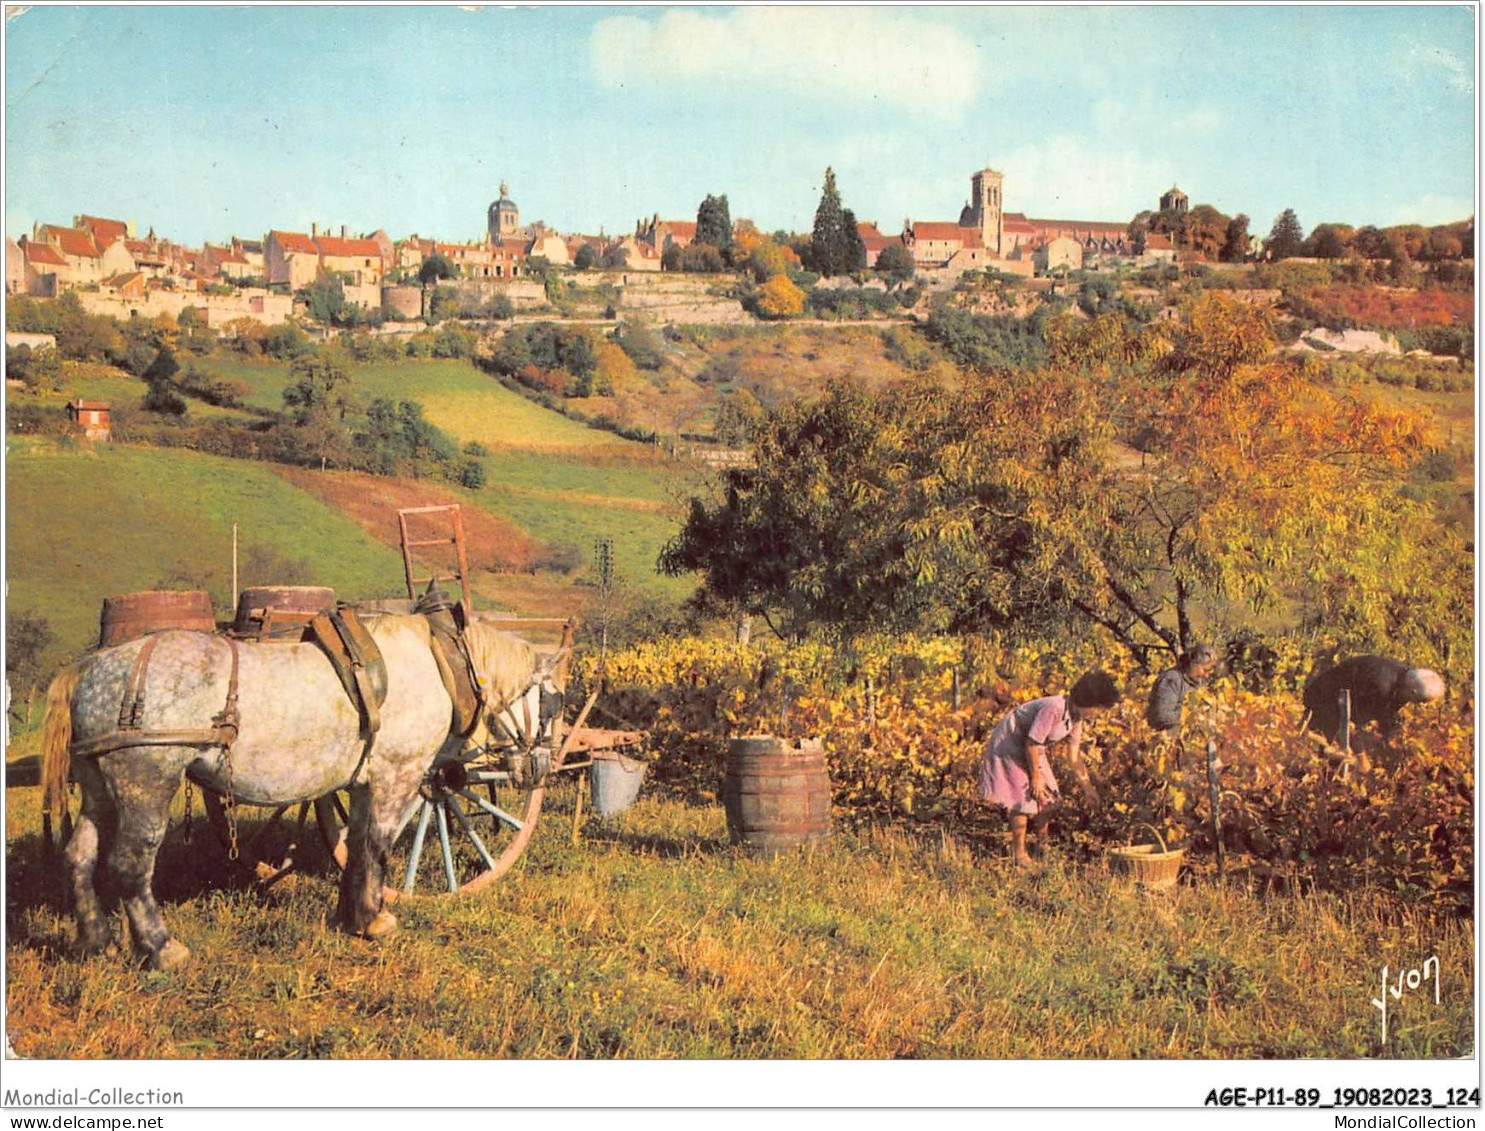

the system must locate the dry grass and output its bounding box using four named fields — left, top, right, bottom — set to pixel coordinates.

left=4, top=768, right=1471, bottom=1060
